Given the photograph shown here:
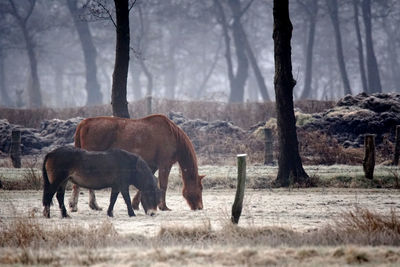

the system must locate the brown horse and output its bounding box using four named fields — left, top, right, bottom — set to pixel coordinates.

left=42, top=146, right=161, bottom=218
left=69, top=114, right=204, bottom=211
